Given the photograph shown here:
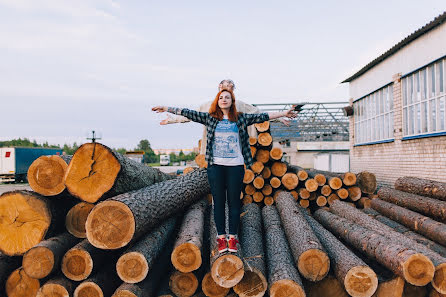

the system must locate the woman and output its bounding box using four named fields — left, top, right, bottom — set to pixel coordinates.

left=152, top=89, right=297, bottom=253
